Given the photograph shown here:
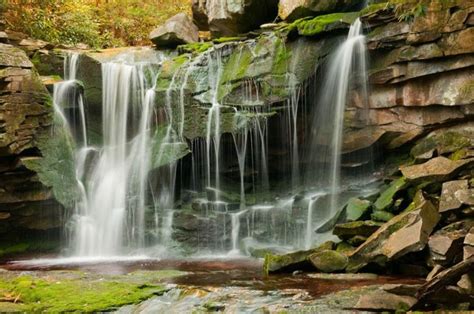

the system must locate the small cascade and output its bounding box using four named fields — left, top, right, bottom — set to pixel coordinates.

left=306, top=18, right=368, bottom=222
